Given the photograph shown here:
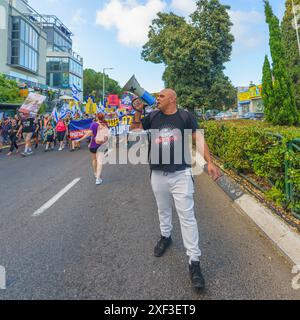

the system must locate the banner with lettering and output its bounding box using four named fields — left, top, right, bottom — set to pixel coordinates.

left=69, top=119, right=93, bottom=141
